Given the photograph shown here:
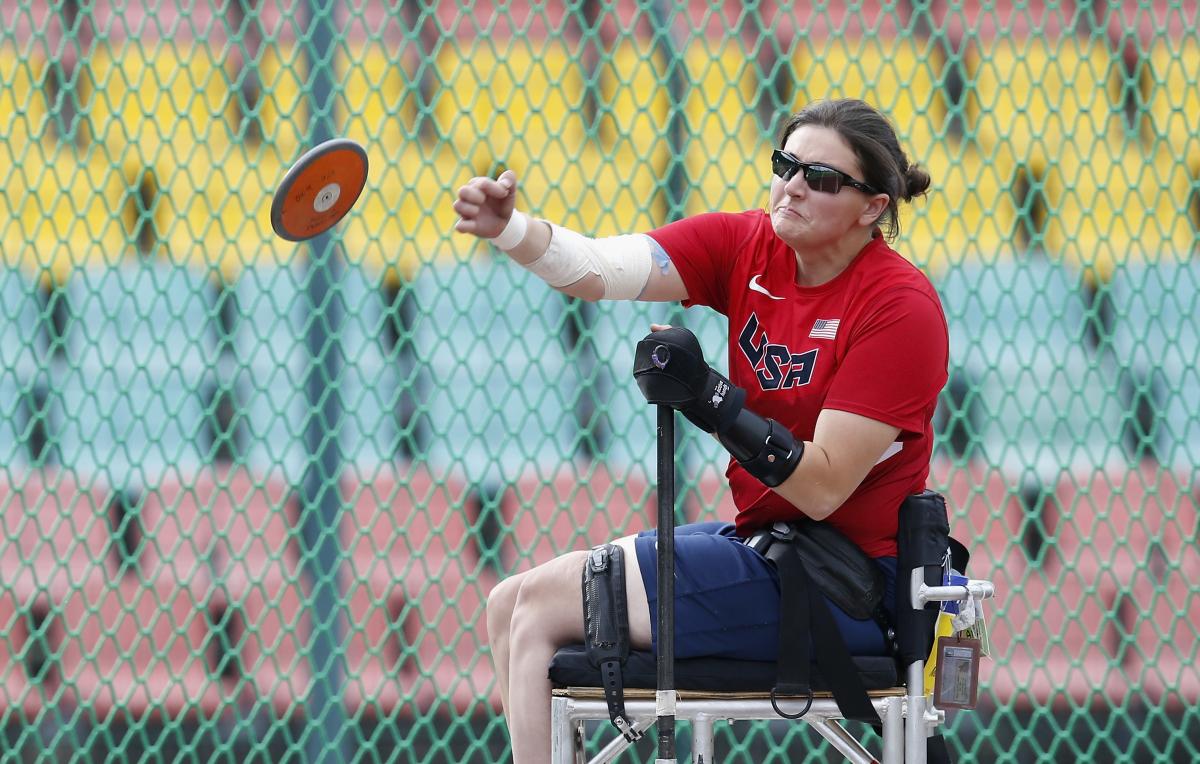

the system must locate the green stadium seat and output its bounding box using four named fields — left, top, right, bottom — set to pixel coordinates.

left=61, top=263, right=211, bottom=475
left=587, top=298, right=728, bottom=476
left=411, top=257, right=576, bottom=482
left=1110, top=260, right=1200, bottom=472
left=968, top=36, right=1125, bottom=175
left=936, top=258, right=1124, bottom=477
left=231, top=265, right=307, bottom=476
